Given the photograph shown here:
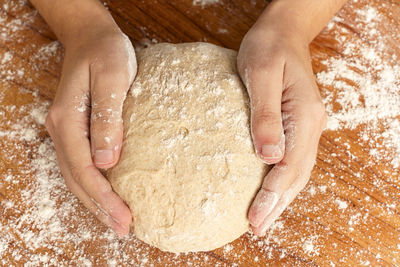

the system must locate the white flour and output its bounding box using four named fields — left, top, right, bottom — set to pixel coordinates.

left=317, top=5, right=400, bottom=169
left=192, top=0, right=220, bottom=7
left=1, top=0, right=399, bottom=265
